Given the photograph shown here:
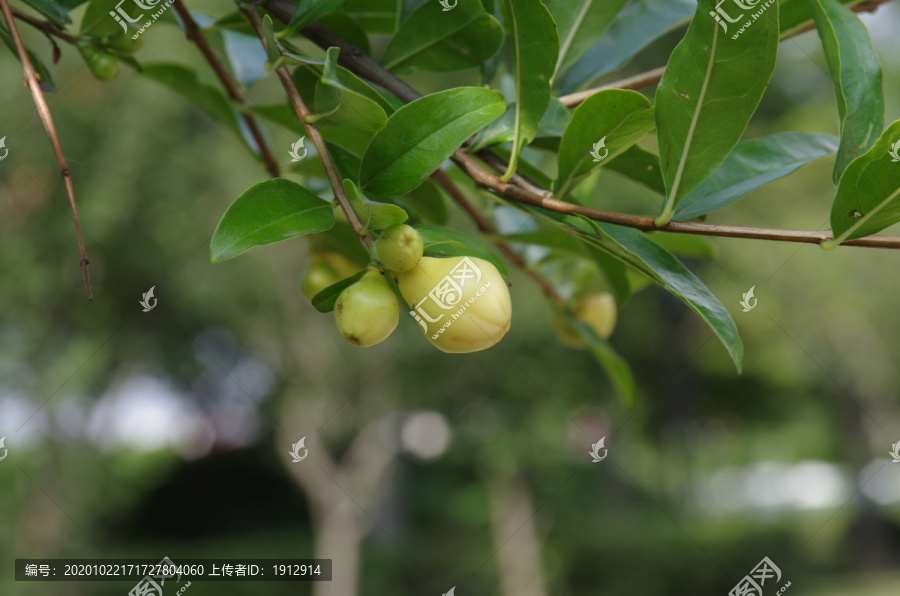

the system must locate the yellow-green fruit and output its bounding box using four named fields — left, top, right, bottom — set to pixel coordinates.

left=396, top=256, right=511, bottom=353
left=84, top=50, right=119, bottom=81
left=334, top=269, right=399, bottom=347
left=554, top=292, right=617, bottom=348
left=301, top=260, right=342, bottom=300
left=376, top=224, right=424, bottom=272
left=320, top=252, right=361, bottom=278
